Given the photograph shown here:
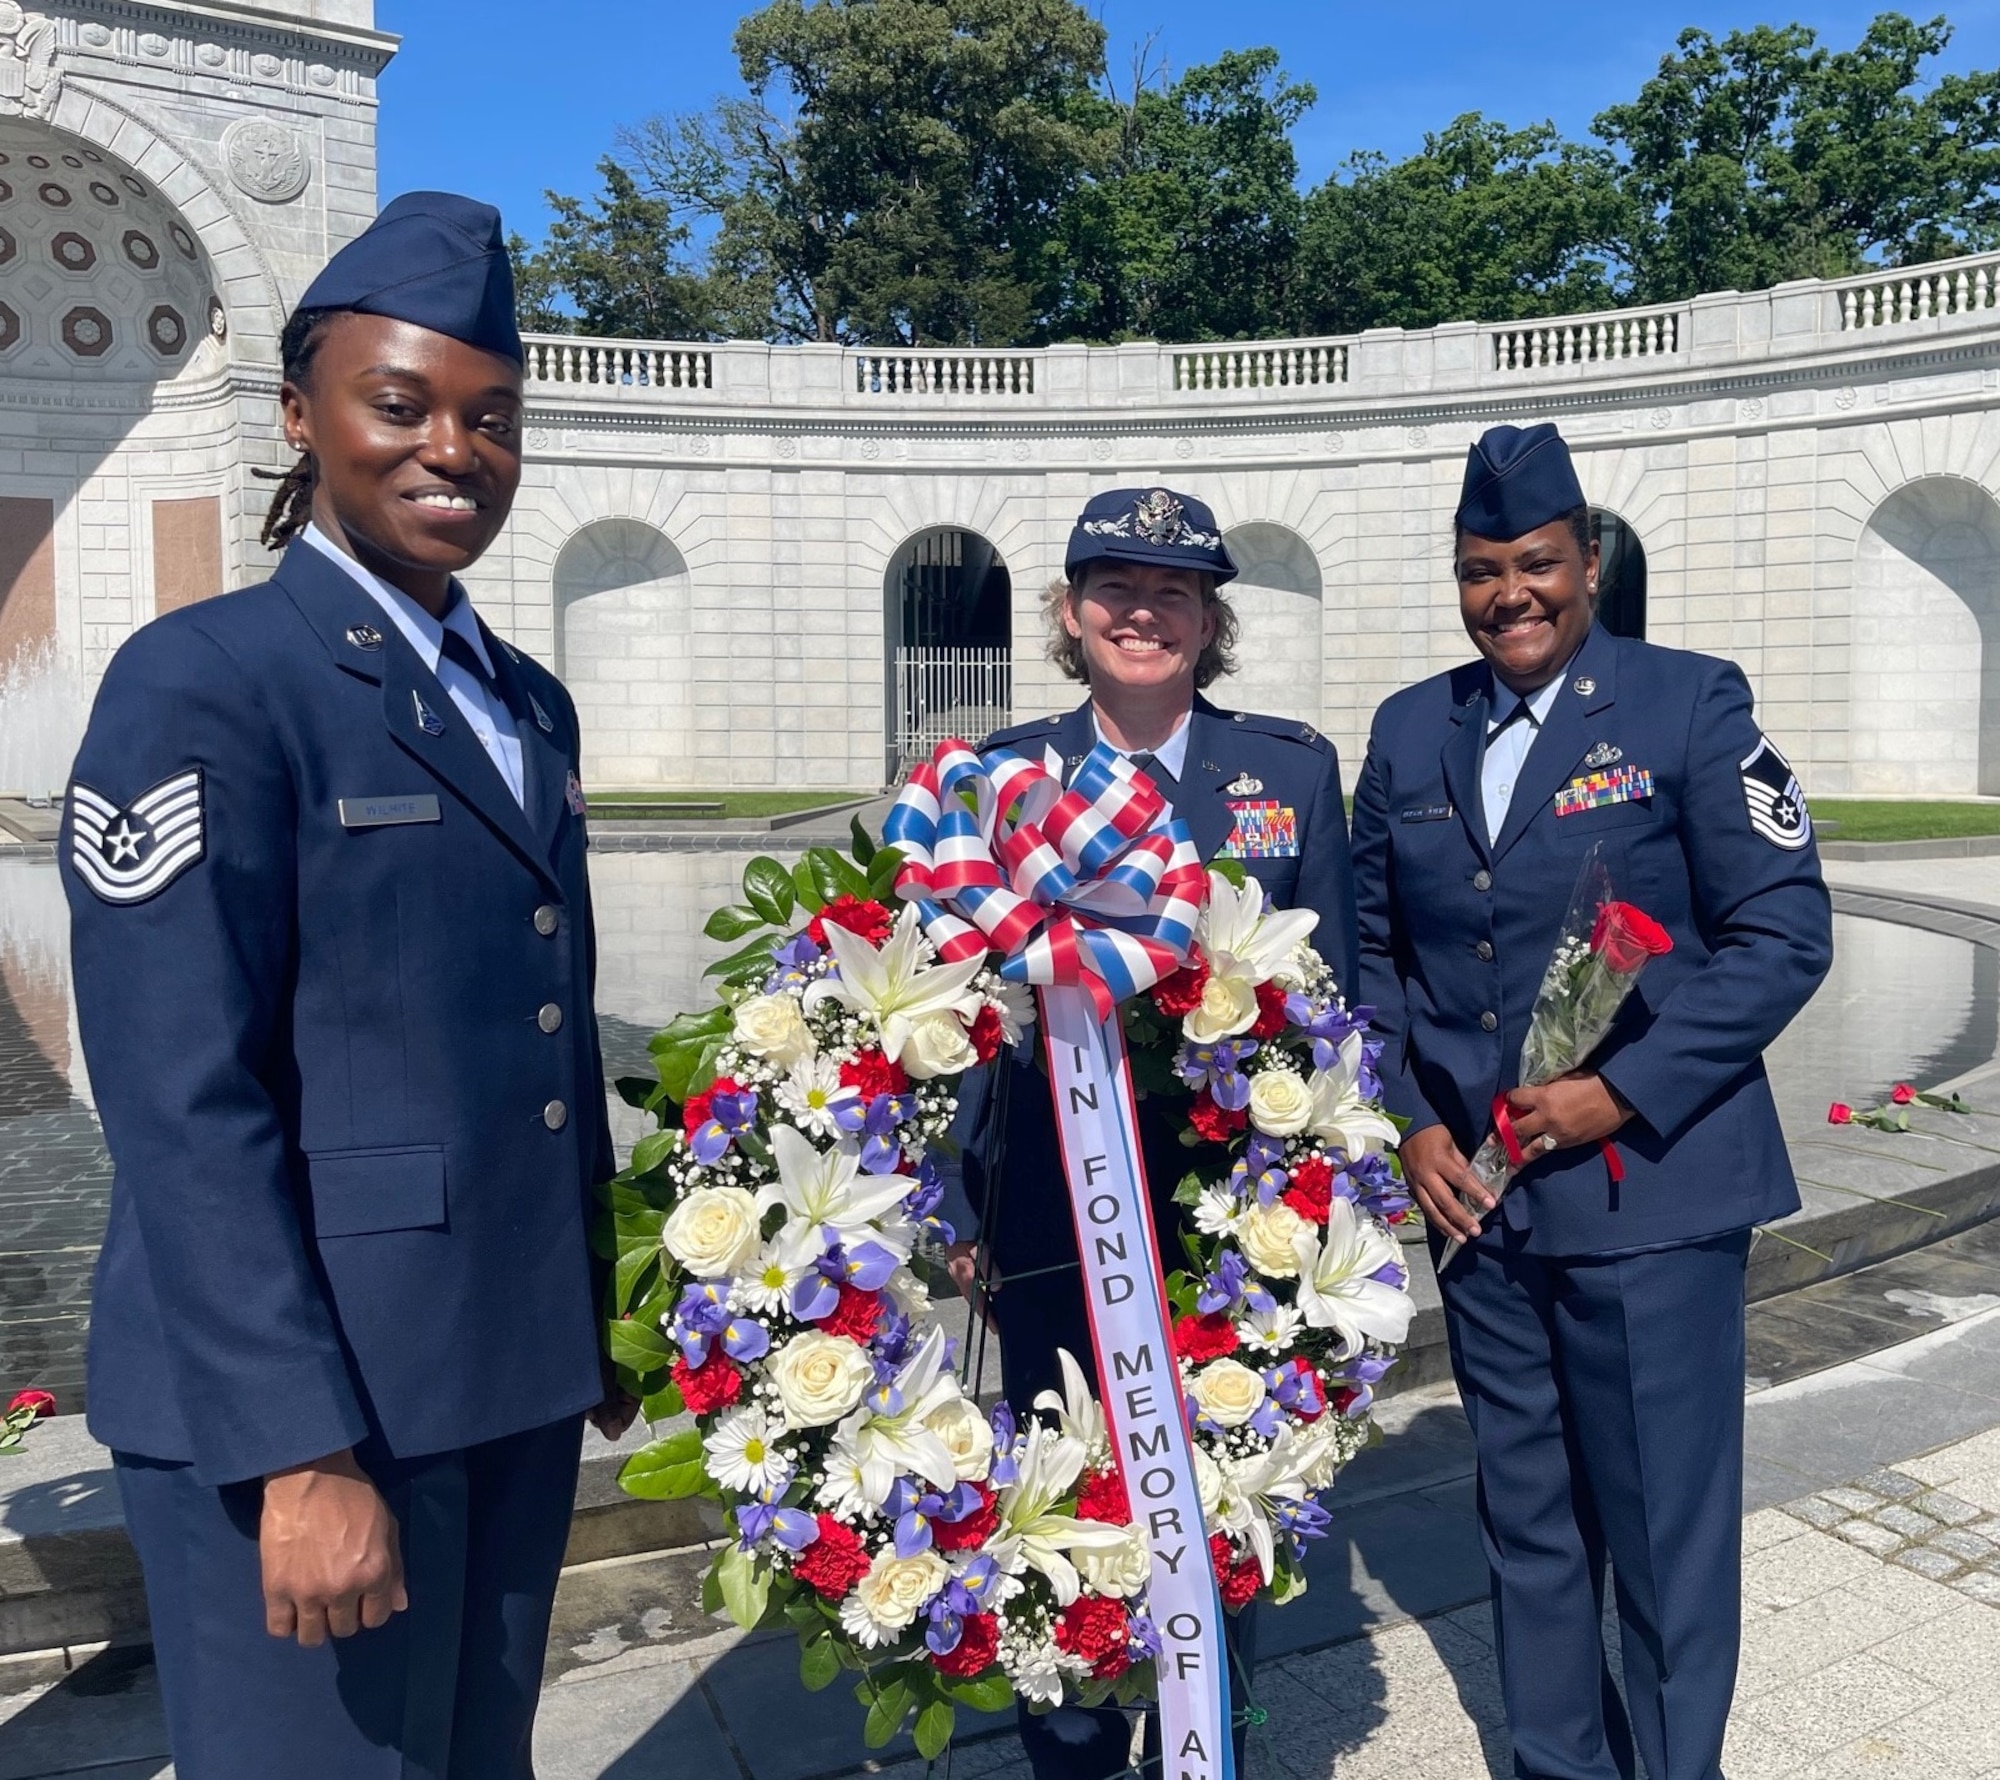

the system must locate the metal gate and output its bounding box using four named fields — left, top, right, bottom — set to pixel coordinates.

left=893, top=645, right=1012, bottom=770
